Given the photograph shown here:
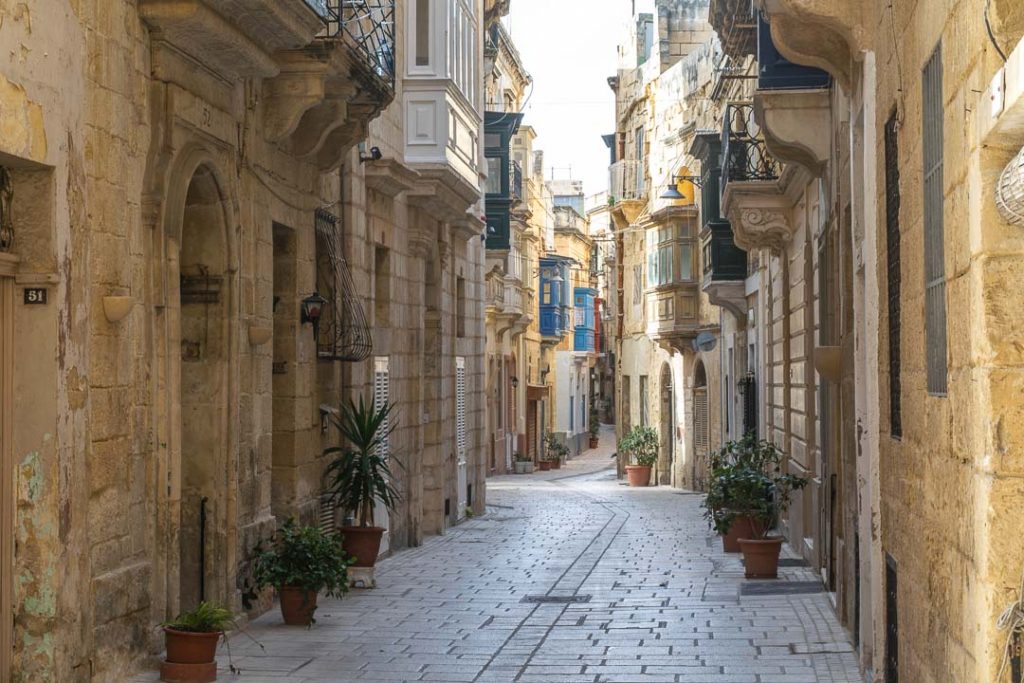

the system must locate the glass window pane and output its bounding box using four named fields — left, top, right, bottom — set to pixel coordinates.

left=416, top=0, right=430, bottom=66
left=679, top=244, right=693, bottom=280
